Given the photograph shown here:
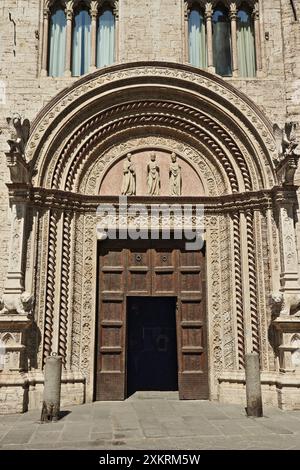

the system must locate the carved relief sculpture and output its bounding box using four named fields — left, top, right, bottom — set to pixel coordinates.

left=147, top=152, right=160, bottom=196
left=7, top=113, right=30, bottom=156
left=121, top=153, right=136, bottom=195
left=169, top=152, right=182, bottom=196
